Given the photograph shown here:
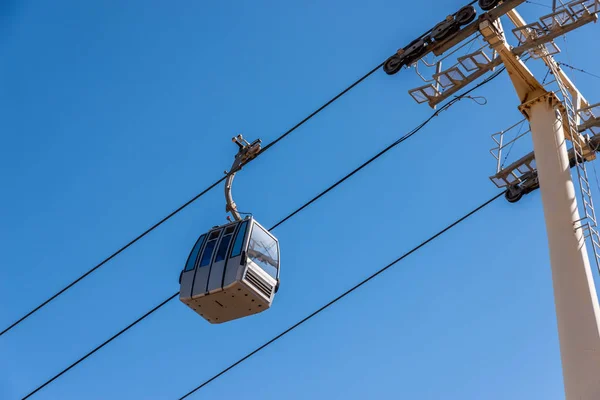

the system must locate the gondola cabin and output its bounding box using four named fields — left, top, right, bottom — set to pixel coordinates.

left=179, top=216, right=280, bottom=324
